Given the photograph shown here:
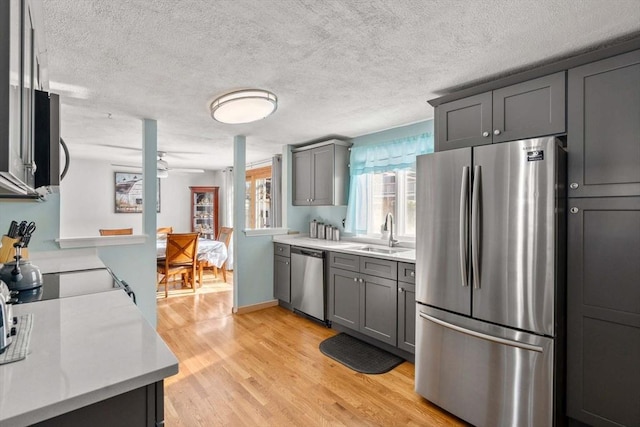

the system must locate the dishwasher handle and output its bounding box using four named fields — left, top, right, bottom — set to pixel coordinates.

left=291, top=247, right=325, bottom=258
